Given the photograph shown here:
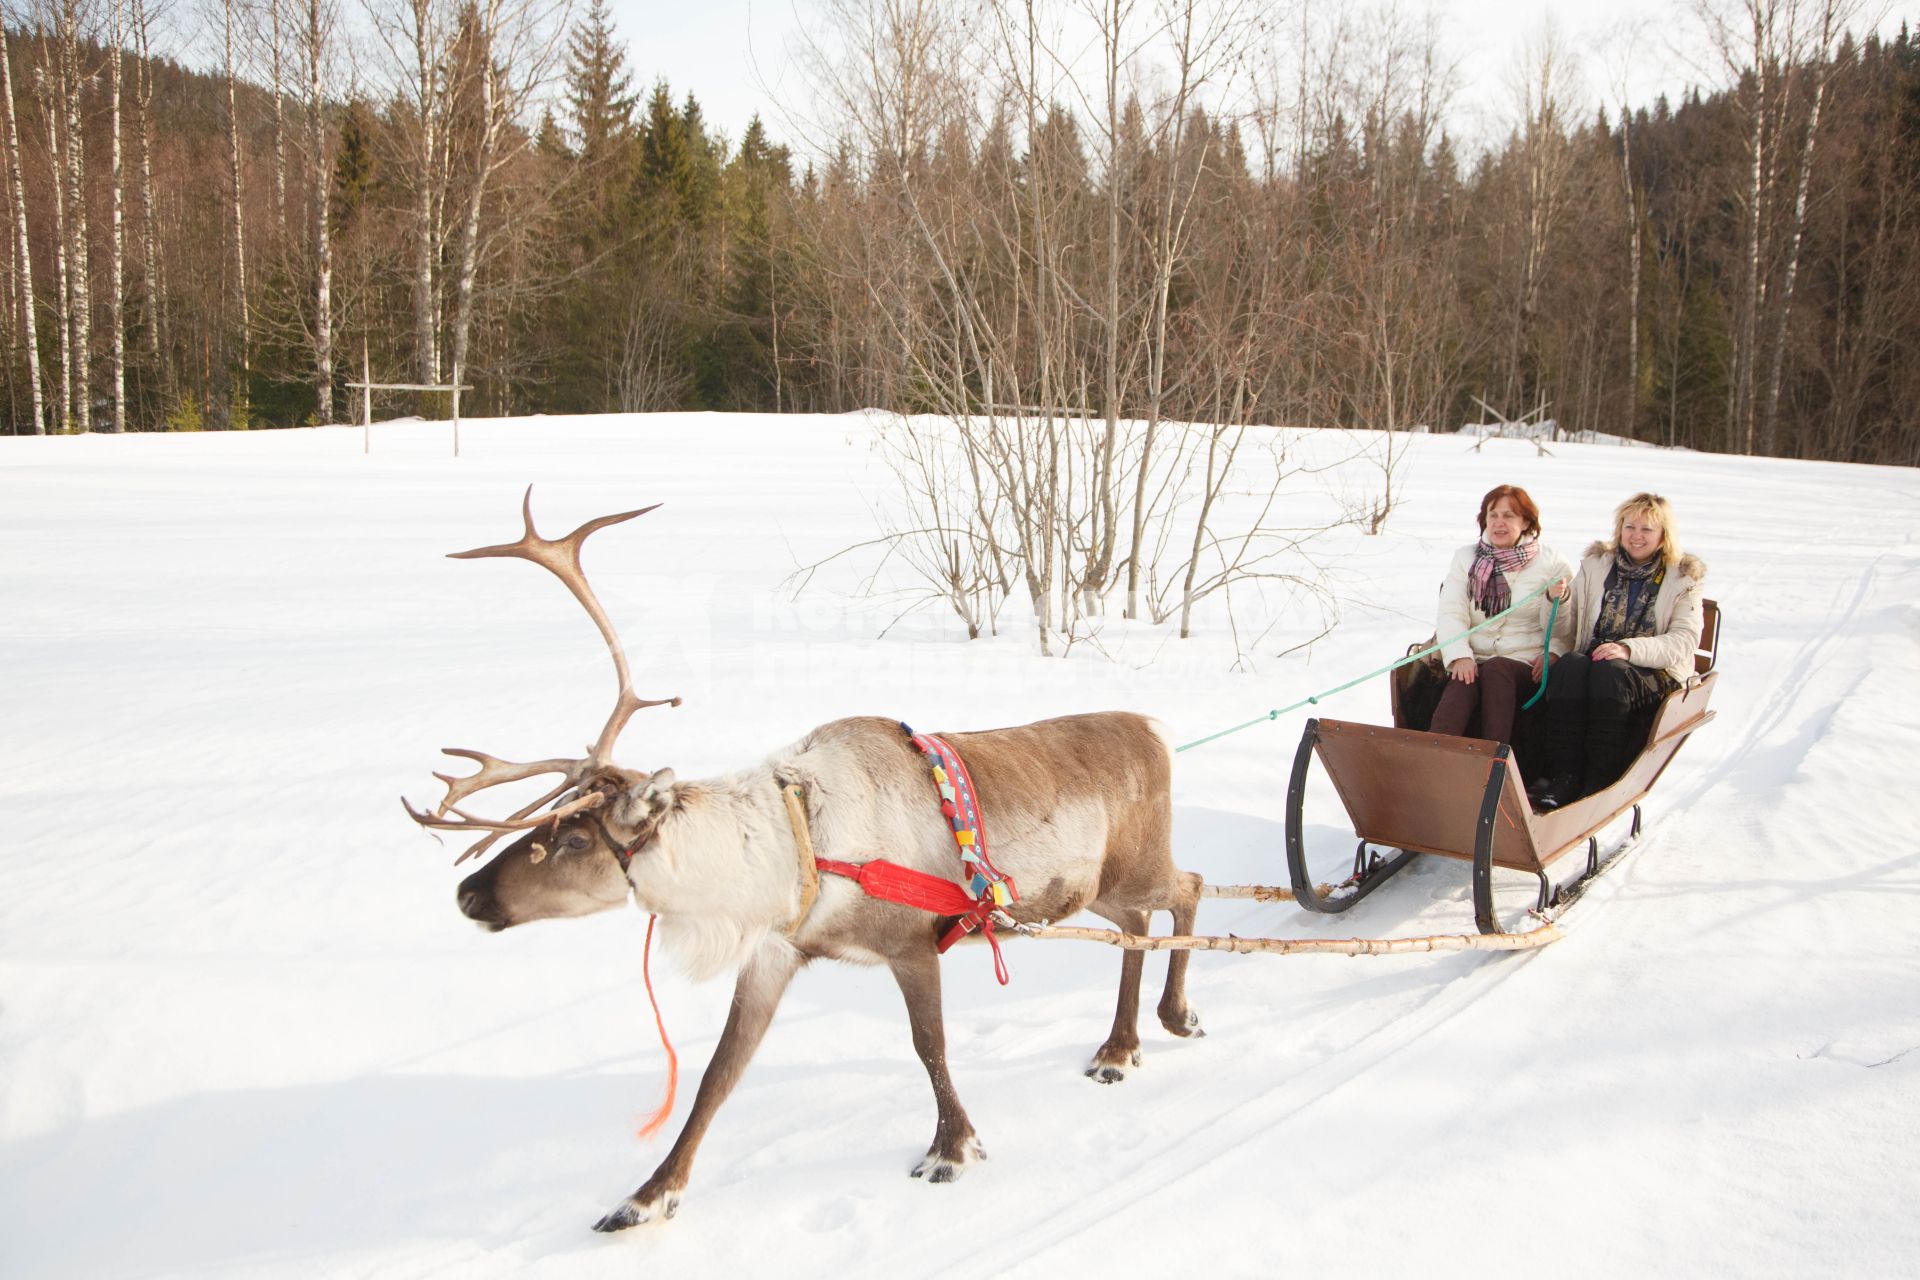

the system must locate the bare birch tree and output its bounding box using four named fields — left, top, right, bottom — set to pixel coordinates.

left=1759, top=0, right=1851, bottom=455
left=50, top=0, right=91, bottom=432
left=29, top=52, right=73, bottom=431
left=303, top=0, right=333, bottom=419
left=366, top=0, right=447, bottom=382
left=1, top=22, right=46, bottom=433
left=132, top=0, right=164, bottom=384
left=222, top=0, right=250, bottom=423
left=106, top=0, right=124, bottom=430
left=442, top=0, right=570, bottom=392
left=1497, top=23, right=1579, bottom=418
left=1695, top=0, right=1858, bottom=454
